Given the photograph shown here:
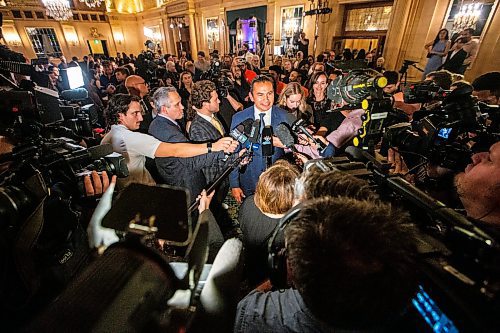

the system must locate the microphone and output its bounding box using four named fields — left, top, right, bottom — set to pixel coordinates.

left=60, top=87, right=89, bottom=101
left=275, top=123, right=297, bottom=152
left=291, top=118, right=327, bottom=151
left=89, top=143, right=114, bottom=159
left=229, top=124, right=259, bottom=151
left=243, top=118, right=260, bottom=144
left=261, top=125, right=274, bottom=169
